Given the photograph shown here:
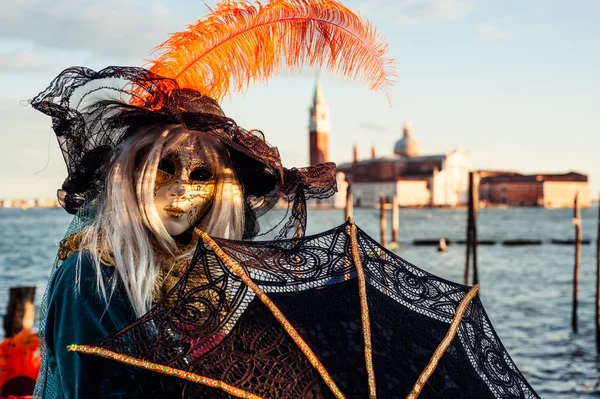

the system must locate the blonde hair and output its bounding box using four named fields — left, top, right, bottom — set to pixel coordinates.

left=79, top=124, right=245, bottom=316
